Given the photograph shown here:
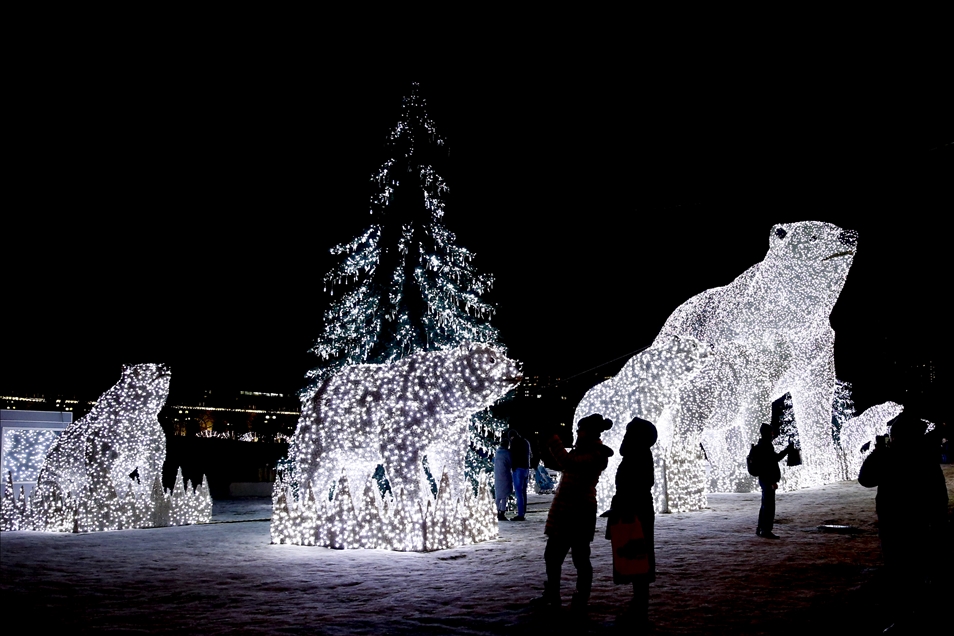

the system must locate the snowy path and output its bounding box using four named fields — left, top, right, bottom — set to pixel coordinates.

left=3, top=468, right=951, bottom=635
